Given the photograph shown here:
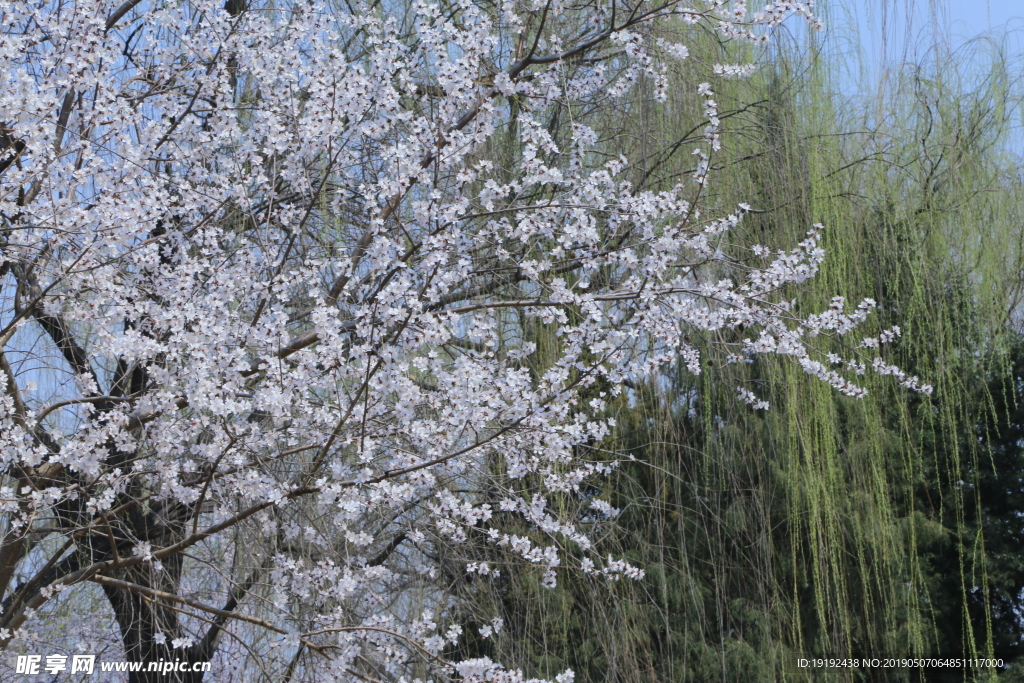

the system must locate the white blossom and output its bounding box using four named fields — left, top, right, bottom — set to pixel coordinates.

left=0, top=0, right=920, bottom=678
